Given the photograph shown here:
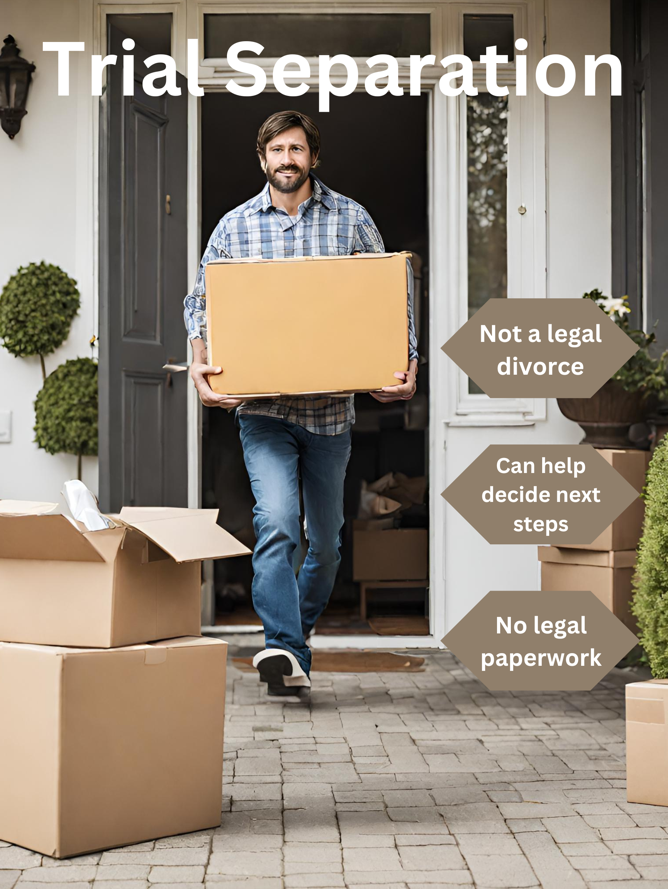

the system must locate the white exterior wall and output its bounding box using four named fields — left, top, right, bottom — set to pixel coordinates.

left=443, top=0, right=612, bottom=631
left=0, top=0, right=97, bottom=503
